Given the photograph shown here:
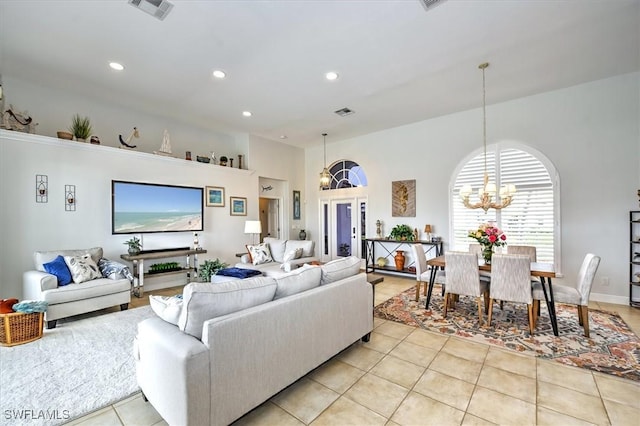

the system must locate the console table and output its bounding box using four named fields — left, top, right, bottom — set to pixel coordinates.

left=120, top=248, right=206, bottom=297
left=363, top=238, right=442, bottom=275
